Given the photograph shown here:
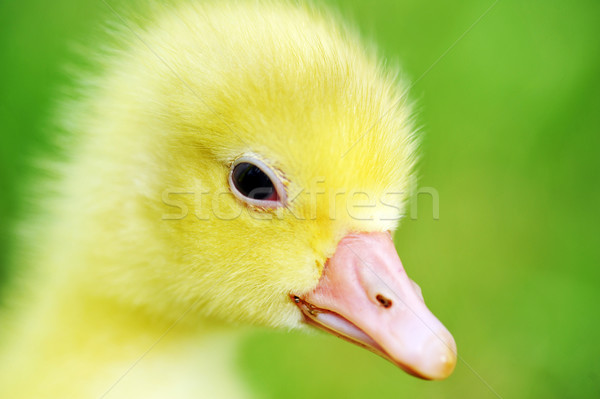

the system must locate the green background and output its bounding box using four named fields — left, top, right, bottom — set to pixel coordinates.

left=1, top=0, right=599, bottom=398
